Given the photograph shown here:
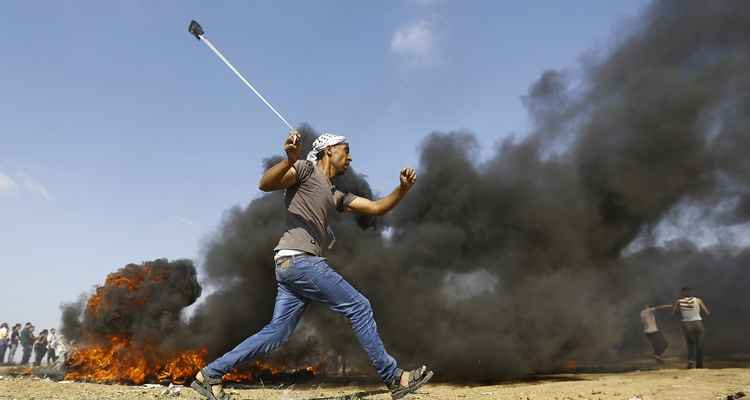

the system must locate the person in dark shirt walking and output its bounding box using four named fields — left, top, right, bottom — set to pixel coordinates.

left=20, top=323, right=35, bottom=365
left=7, top=324, right=21, bottom=364
left=33, top=329, right=49, bottom=366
